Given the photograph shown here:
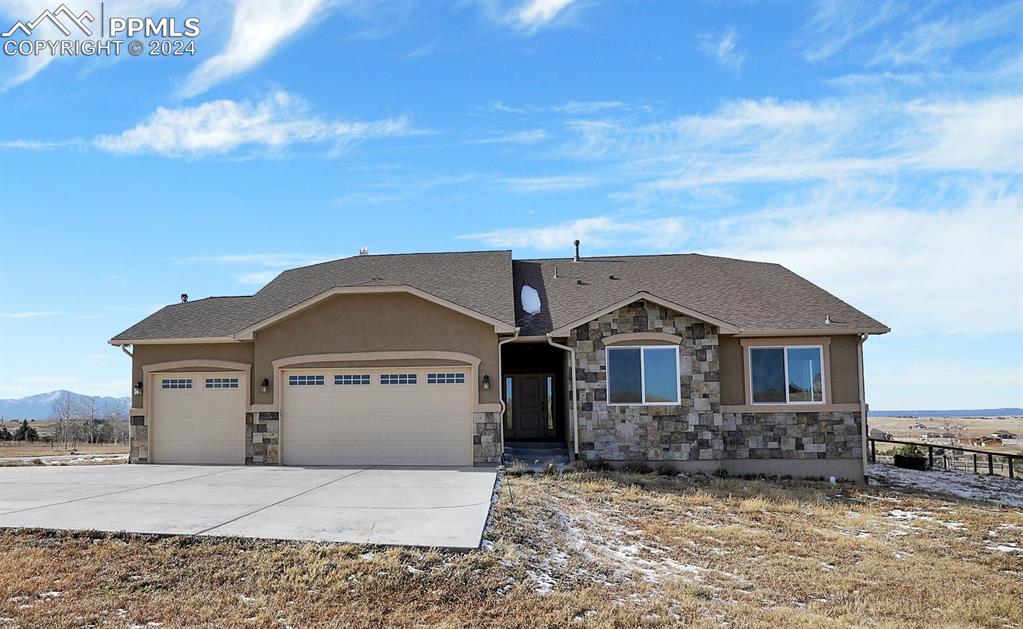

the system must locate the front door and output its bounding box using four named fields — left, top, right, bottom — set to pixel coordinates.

left=505, top=373, right=557, bottom=440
